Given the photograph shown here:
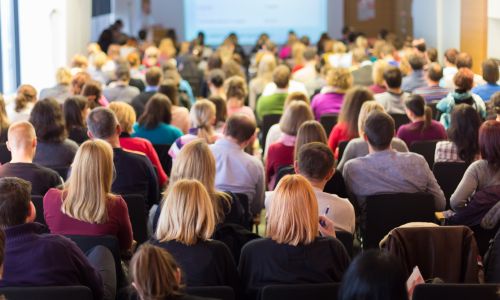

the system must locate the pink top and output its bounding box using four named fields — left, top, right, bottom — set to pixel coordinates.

left=266, top=134, right=296, bottom=190
left=227, top=105, right=256, bottom=122
left=43, top=188, right=133, bottom=250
